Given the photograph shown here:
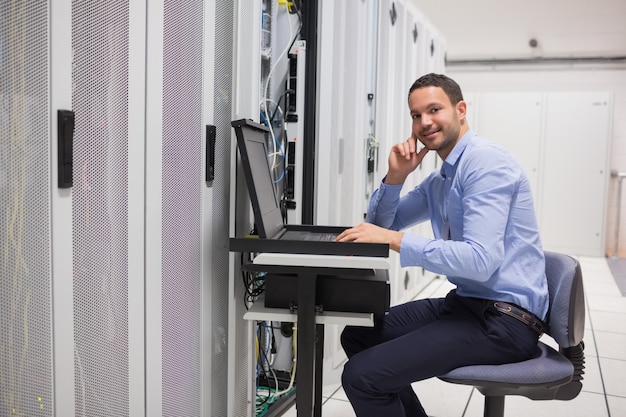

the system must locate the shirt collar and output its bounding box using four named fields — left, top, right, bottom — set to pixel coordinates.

left=440, top=130, right=474, bottom=179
